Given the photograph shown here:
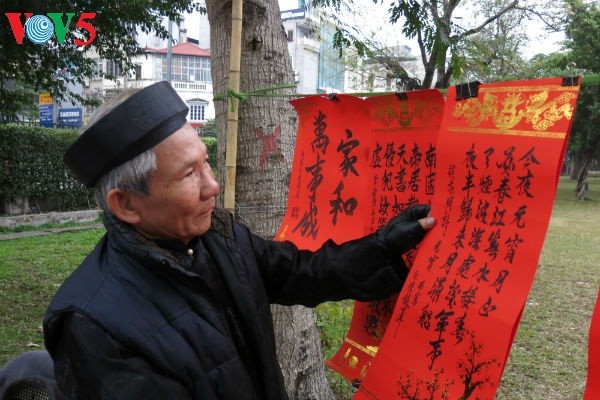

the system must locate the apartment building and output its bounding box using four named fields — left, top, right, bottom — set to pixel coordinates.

left=85, top=16, right=214, bottom=131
